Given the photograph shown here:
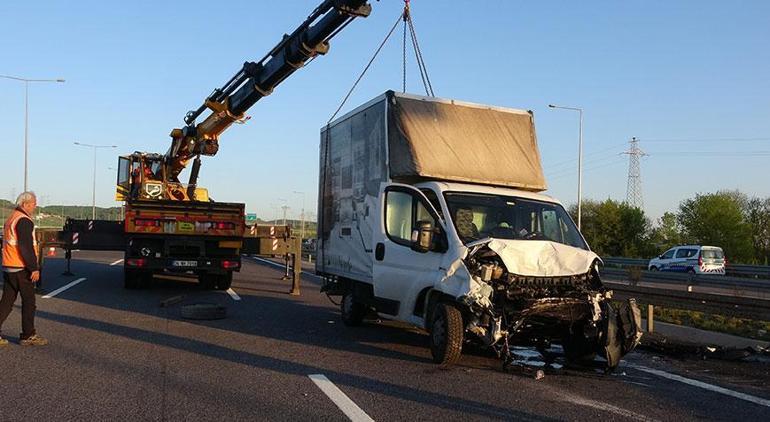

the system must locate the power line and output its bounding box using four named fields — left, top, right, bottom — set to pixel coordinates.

left=544, top=143, right=625, bottom=168
left=640, top=137, right=770, bottom=143
left=547, top=158, right=625, bottom=181
left=545, top=152, right=624, bottom=178
left=648, top=151, right=770, bottom=156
